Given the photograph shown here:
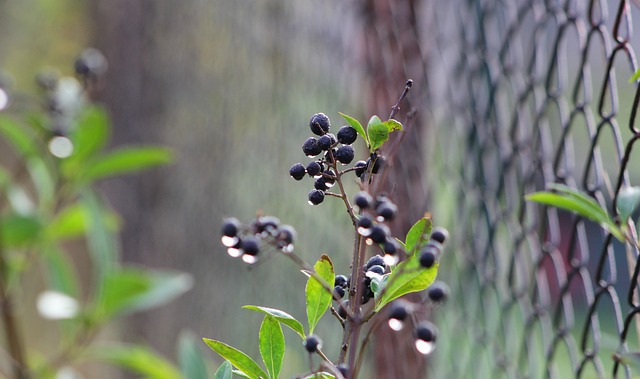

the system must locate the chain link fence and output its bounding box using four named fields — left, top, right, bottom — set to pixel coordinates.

left=425, top=0, right=640, bottom=377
